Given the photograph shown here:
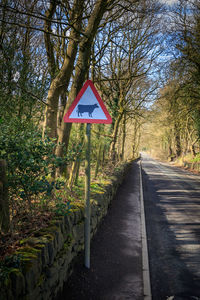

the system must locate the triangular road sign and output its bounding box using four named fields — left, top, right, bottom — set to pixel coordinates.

left=64, top=80, right=112, bottom=124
